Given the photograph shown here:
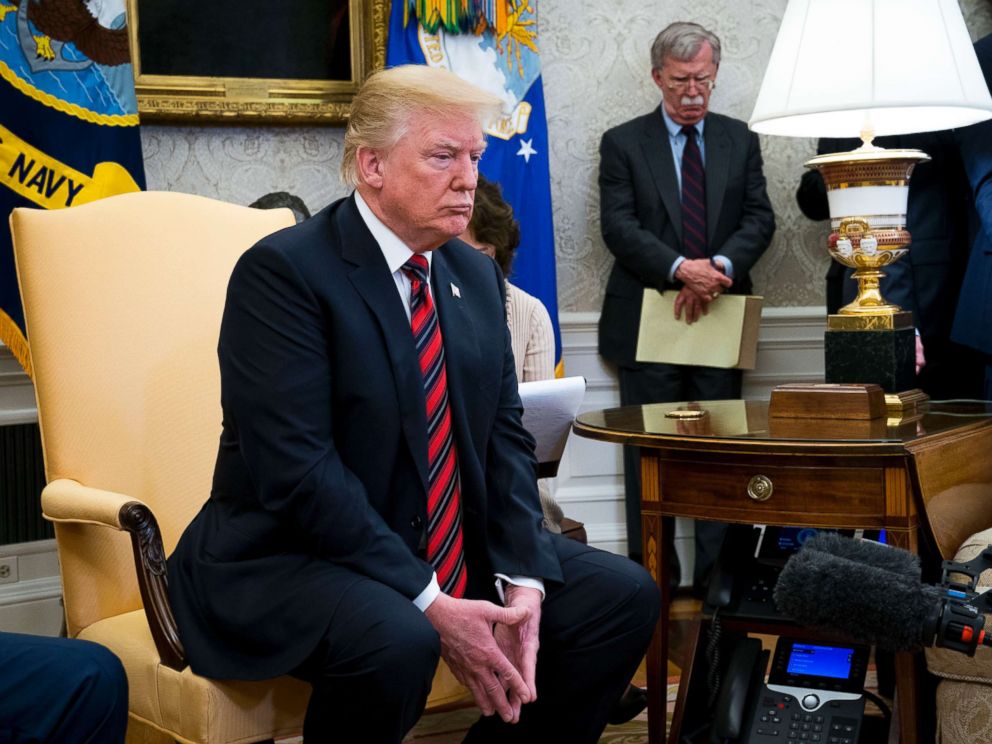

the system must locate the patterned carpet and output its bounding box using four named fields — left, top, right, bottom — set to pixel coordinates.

left=399, top=670, right=881, bottom=742
left=401, top=681, right=678, bottom=743
left=273, top=669, right=882, bottom=742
